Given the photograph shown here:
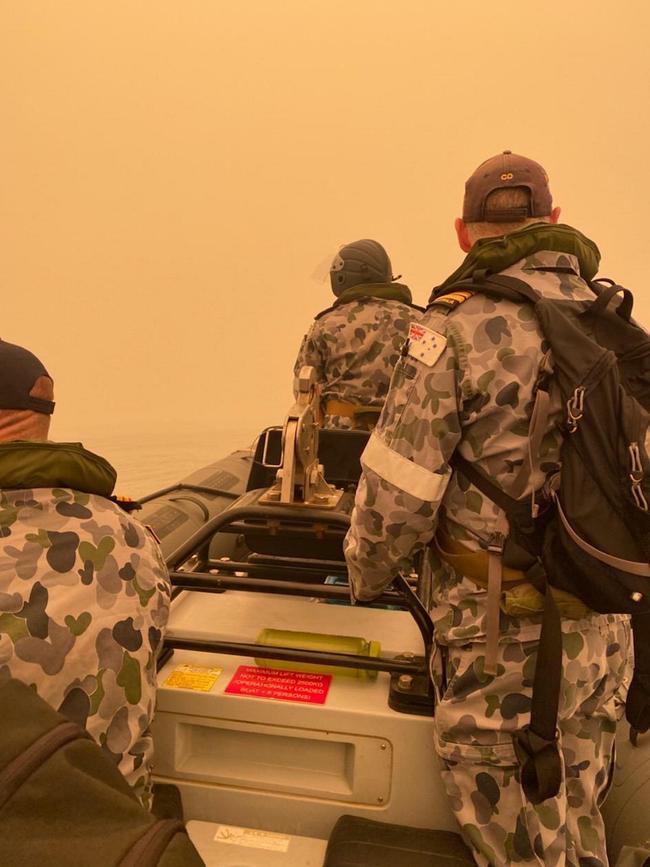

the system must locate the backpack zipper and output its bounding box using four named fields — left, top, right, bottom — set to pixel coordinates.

left=0, top=720, right=87, bottom=809
left=117, top=818, right=186, bottom=867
